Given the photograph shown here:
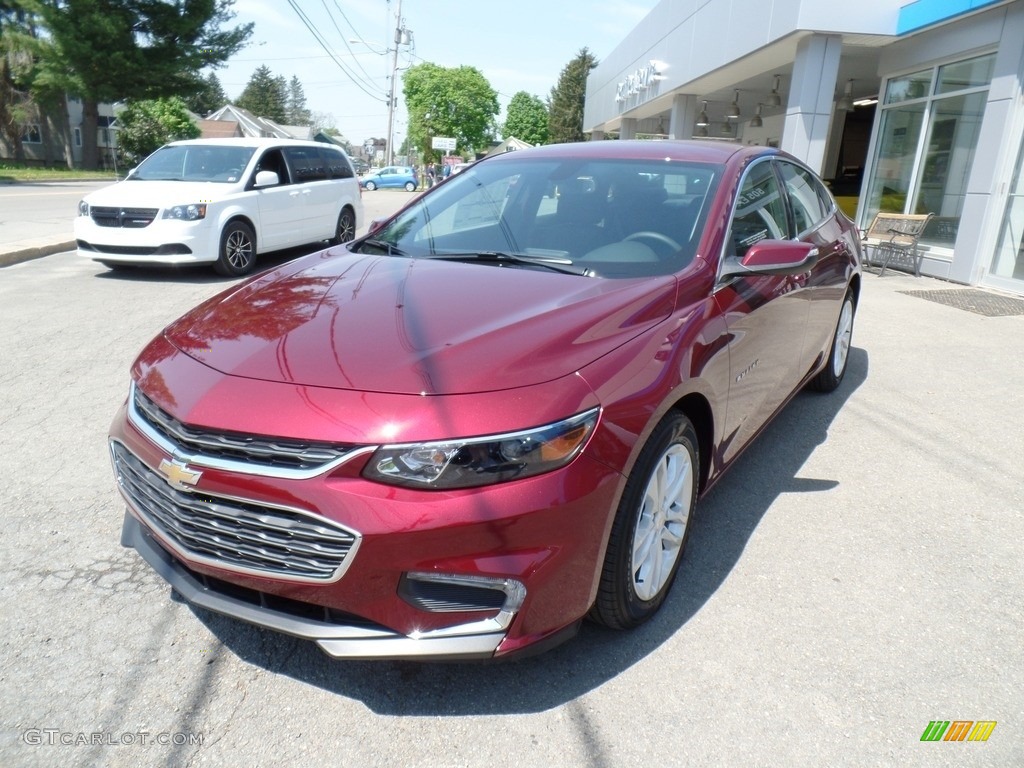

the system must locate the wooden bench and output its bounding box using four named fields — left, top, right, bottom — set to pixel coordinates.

left=861, top=212, right=935, bottom=276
